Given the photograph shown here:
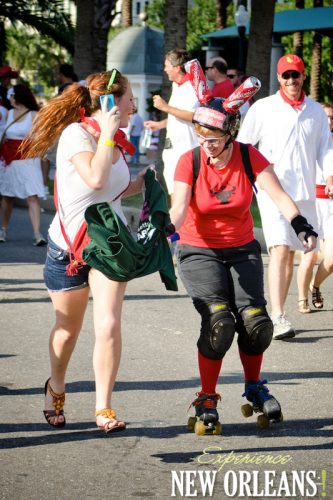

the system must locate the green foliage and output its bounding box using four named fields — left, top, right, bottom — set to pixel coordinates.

left=0, top=0, right=74, bottom=54
left=187, top=0, right=217, bottom=52
left=279, top=0, right=333, bottom=101
left=146, top=0, right=232, bottom=52
left=146, top=0, right=166, bottom=28
left=6, top=25, right=69, bottom=98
